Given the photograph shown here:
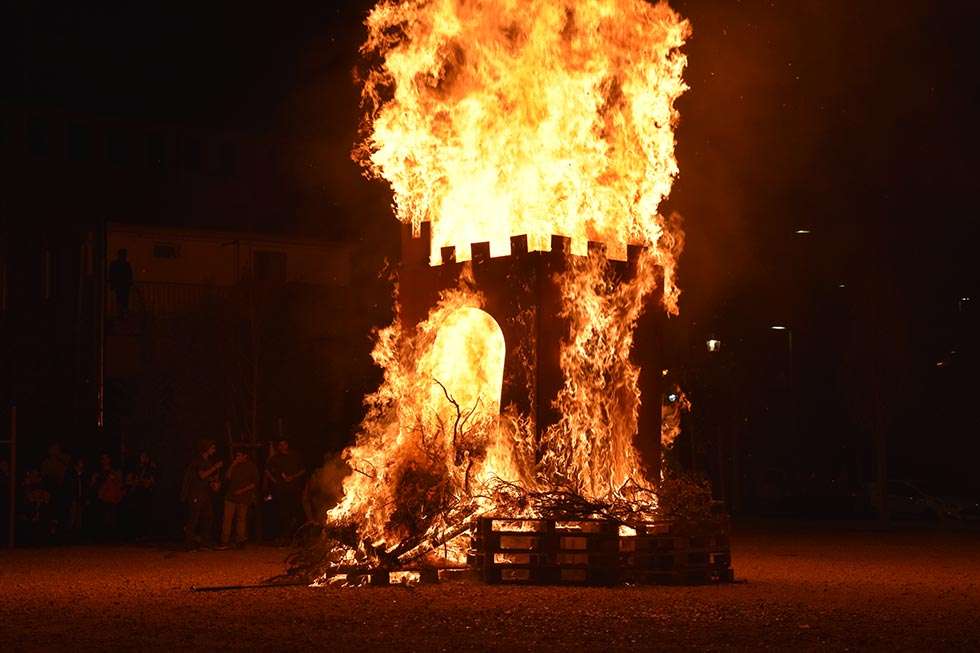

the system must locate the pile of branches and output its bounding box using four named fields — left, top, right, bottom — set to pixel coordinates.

left=279, top=503, right=481, bottom=584
left=484, top=478, right=660, bottom=524
left=486, top=475, right=720, bottom=537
